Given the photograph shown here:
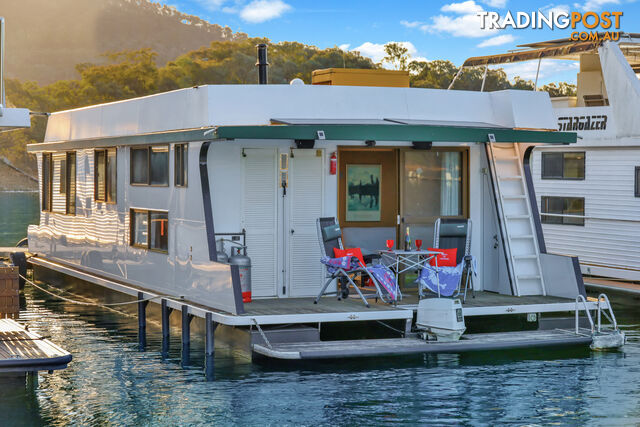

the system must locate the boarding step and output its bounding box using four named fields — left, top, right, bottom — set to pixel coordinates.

left=252, top=329, right=594, bottom=360
left=513, top=255, right=538, bottom=260
left=502, top=195, right=527, bottom=199
left=506, top=215, right=531, bottom=220
left=511, top=234, right=534, bottom=239
left=517, top=275, right=541, bottom=280
left=498, top=175, right=523, bottom=180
